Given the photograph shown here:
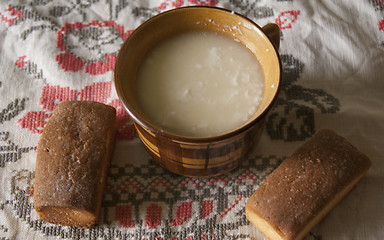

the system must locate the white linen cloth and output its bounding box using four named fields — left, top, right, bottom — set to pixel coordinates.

left=0, top=0, right=383, bottom=239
